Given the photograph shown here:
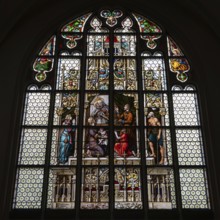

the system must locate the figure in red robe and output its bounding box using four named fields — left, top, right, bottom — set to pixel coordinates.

left=114, top=129, right=132, bottom=157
